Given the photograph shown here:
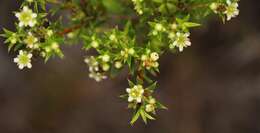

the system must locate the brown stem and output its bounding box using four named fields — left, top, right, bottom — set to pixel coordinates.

left=58, top=23, right=84, bottom=36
